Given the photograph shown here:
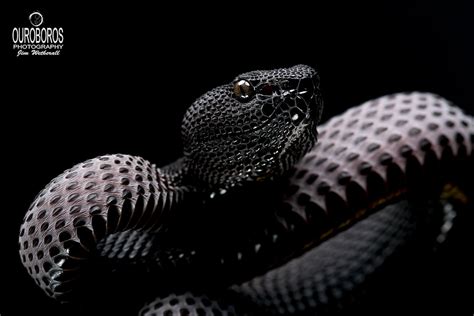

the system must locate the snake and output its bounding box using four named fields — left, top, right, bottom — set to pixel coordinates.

left=18, top=65, right=473, bottom=315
